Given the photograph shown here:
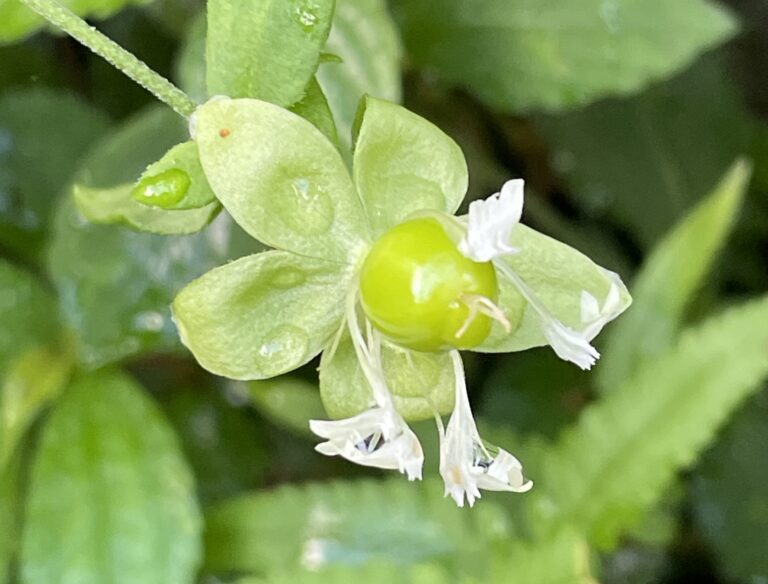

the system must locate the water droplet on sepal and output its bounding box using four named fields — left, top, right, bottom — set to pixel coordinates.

left=254, top=325, right=309, bottom=377
left=274, top=178, right=334, bottom=236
